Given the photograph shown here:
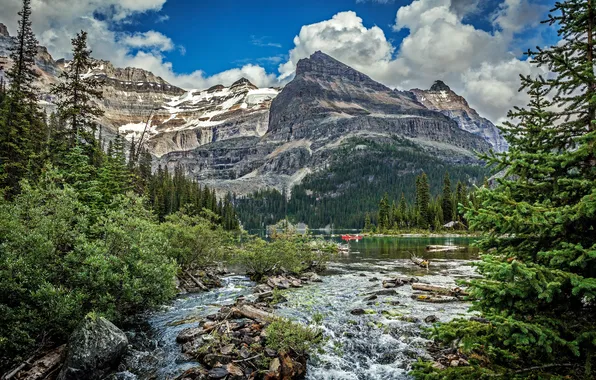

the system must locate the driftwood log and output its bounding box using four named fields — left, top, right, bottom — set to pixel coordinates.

left=411, top=294, right=459, bottom=303
left=412, top=283, right=469, bottom=297
left=410, top=253, right=430, bottom=269
left=426, top=245, right=465, bottom=253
